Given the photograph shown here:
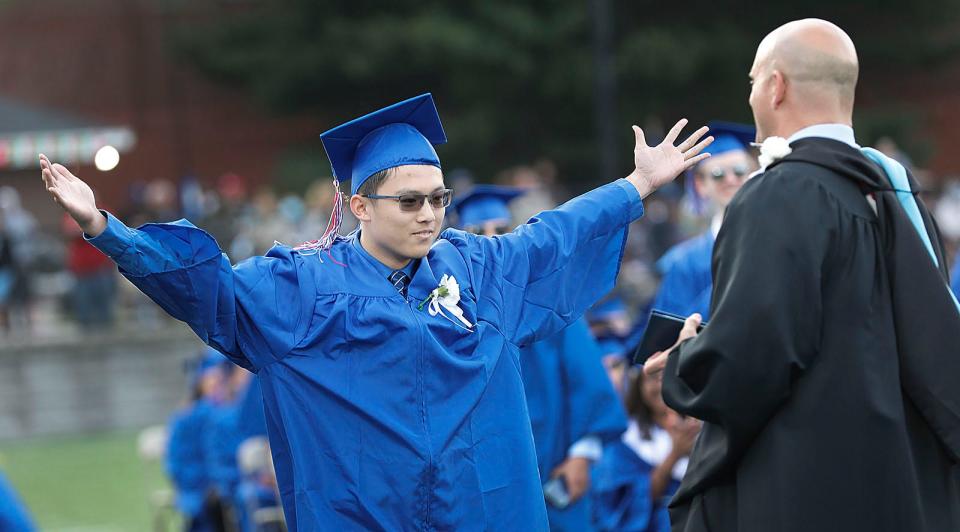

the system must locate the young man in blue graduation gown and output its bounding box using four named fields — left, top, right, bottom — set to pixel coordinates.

left=651, top=123, right=757, bottom=319
left=451, top=186, right=627, bottom=531
left=40, top=94, right=711, bottom=531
